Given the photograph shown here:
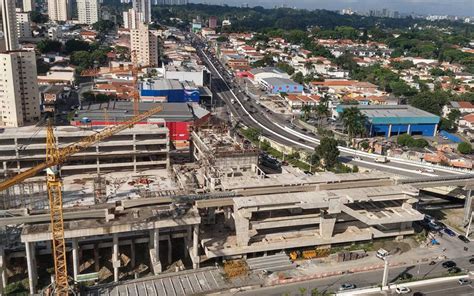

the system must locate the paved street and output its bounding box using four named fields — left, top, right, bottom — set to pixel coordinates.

left=193, top=37, right=465, bottom=179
